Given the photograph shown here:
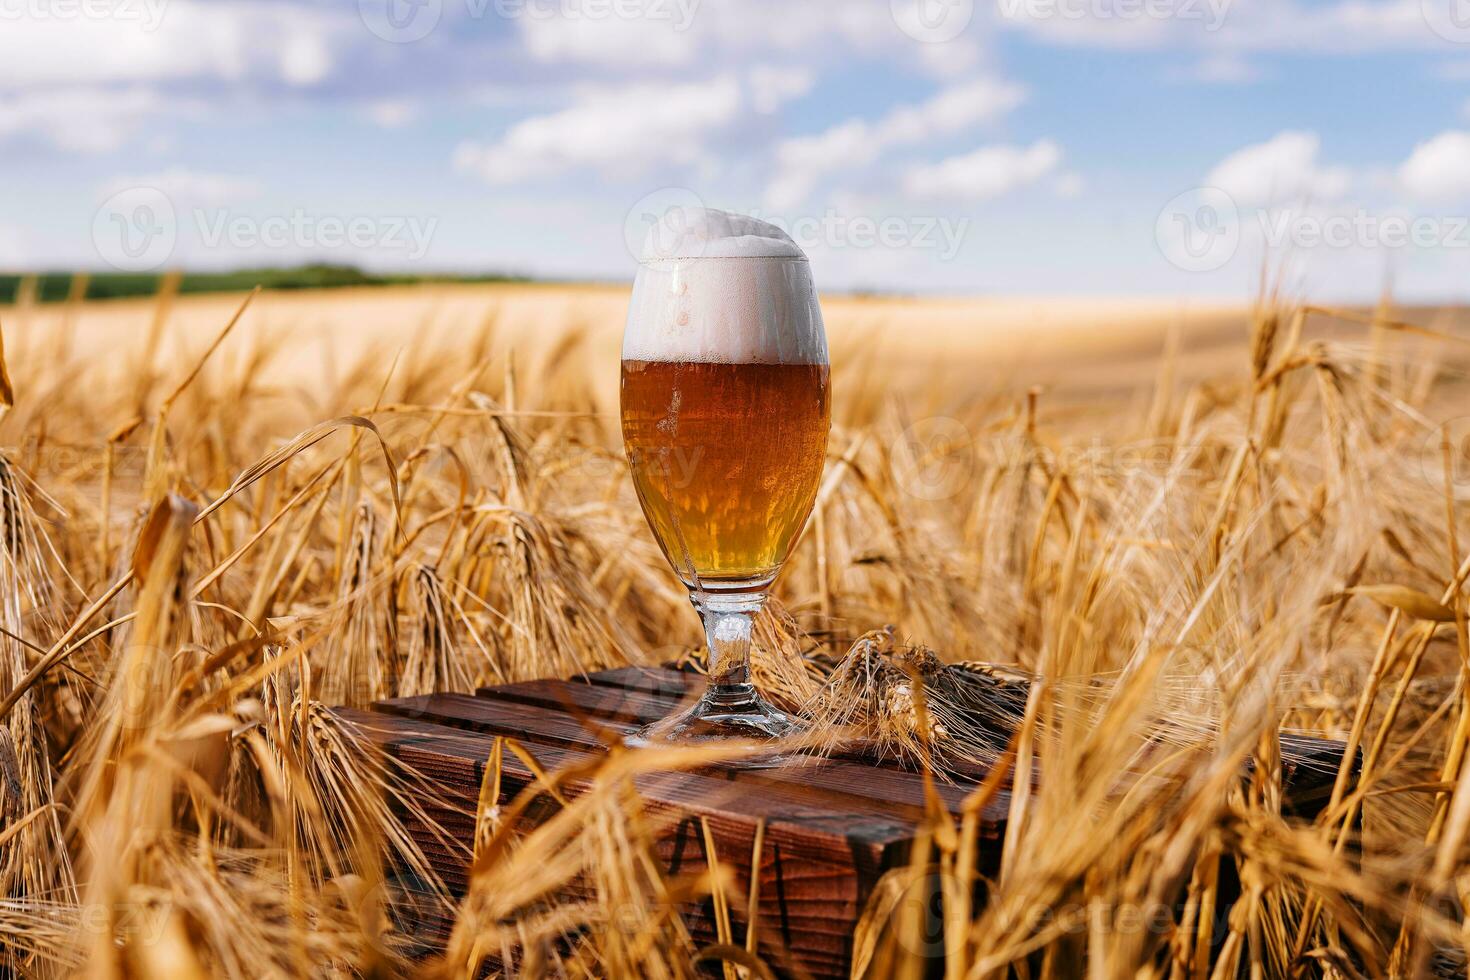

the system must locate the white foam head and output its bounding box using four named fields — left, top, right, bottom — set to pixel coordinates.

left=624, top=207, right=827, bottom=365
